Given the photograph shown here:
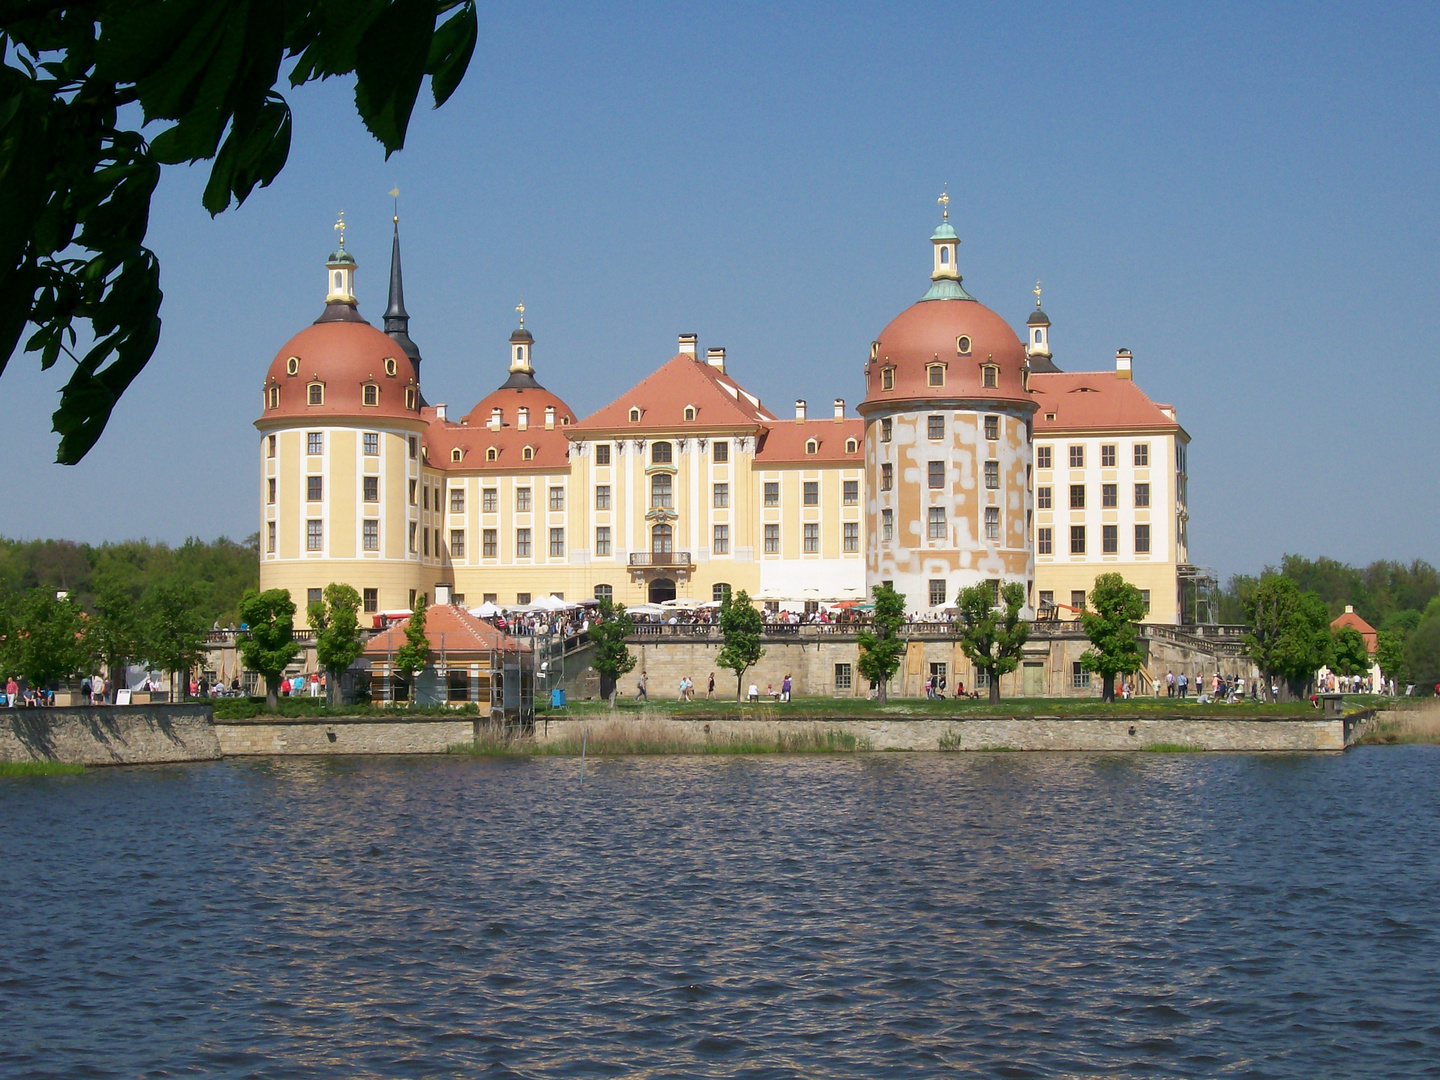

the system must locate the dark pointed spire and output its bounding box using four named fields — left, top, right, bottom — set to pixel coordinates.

left=384, top=216, right=422, bottom=370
